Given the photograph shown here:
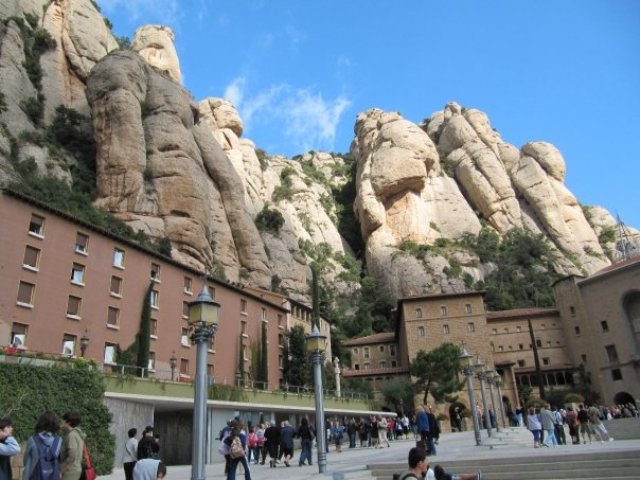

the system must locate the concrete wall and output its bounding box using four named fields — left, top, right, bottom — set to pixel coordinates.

left=105, top=398, right=155, bottom=467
